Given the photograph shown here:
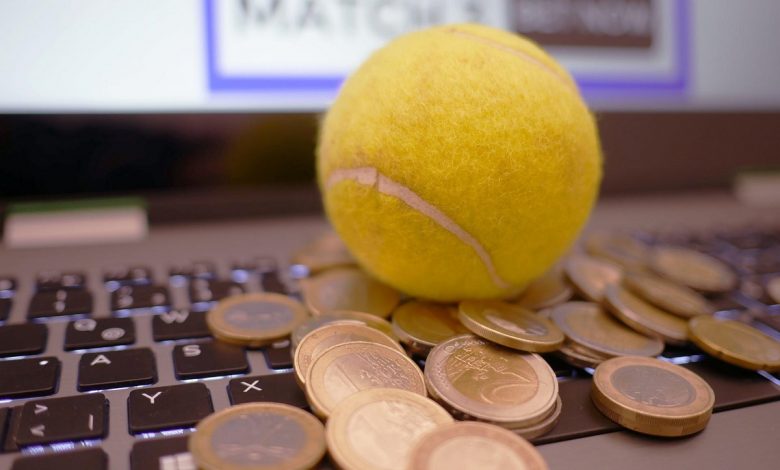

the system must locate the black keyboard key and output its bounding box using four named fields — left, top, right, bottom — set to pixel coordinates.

left=3, top=407, right=21, bottom=452
left=0, top=276, right=16, bottom=293
left=173, top=341, right=248, bottom=380
left=28, top=289, right=92, bottom=319
left=103, top=265, right=153, bottom=287
left=14, top=394, right=107, bottom=446
left=111, top=285, right=170, bottom=312
left=128, top=383, right=213, bottom=433
left=188, top=278, right=245, bottom=304
left=152, top=309, right=211, bottom=341
left=264, top=341, right=293, bottom=369
left=0, top=356, right=59, bottom=399
left=228, top=373, right=308, bottom=408
left=77, top=348, right=157, bottom=391
left=11, top=448, right=108, bottom=470
left=0, top=323, right=47, bottom=357
left=0, top=297, right=10, bottom=321
left=0, top=408, right=8, bottom=447
left=261, top=271, right=288, bottom=294
left=65, top=317, right=135, bottom=350
left=130, top=435, right=192, bottom=470
left=170, top=261, right=217, bottom=280
left=36, top=271, right=86, bottom=291
left=685, top=359, right=780, bottom=411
